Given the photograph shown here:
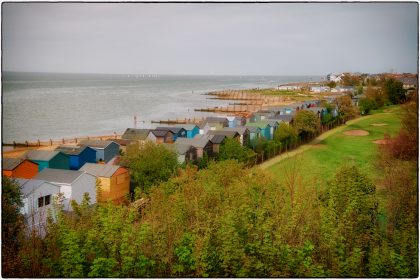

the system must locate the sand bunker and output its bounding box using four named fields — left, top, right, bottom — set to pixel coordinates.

left=343, top=130, right=369, bottom=136
left=373, top=139, right=390, bottom=145
left=370, top=123, right=388, bottom=126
